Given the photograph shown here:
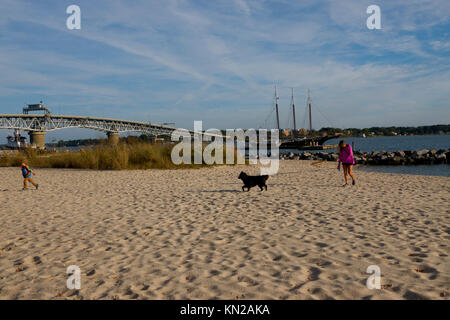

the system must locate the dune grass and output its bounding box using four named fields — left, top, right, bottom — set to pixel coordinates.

left=0, top=142, right=238, bottom=170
